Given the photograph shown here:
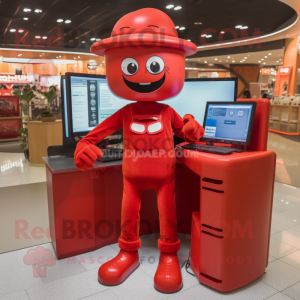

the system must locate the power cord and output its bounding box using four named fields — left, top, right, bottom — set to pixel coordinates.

left=180, top=251, right=195, bottom=277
